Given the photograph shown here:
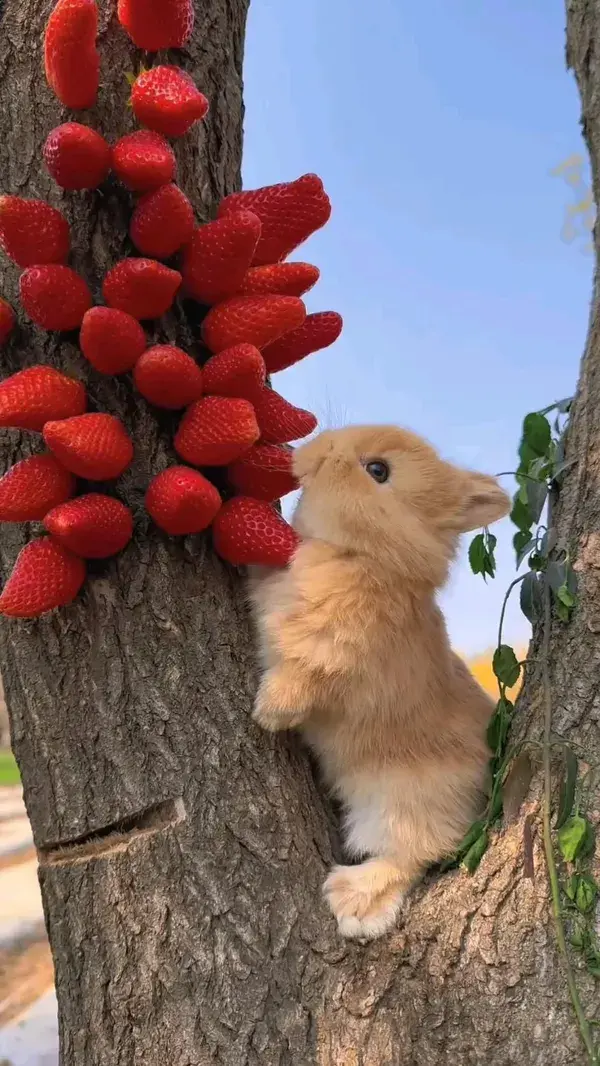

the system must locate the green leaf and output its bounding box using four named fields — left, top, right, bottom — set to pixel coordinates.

left=575, top=875, right=598, bottom=915
left=570, top=923, right=585, bottom=950
left=493, top=645, right=521, bottom=688
left=461, top=829, right=489, bottom=874
left=522, top=412, right=552, bottom=457
left=487, top=707, right=510, bottom=753
left=468, top=533, right=497, bottom=581
left=510, top=495, right=532, bottom=533
left=520, top=572, right=543, bottom=623
left=555, top=744, right=578, bottom=830
left=555, top=599, right=571, bottom=623
left=558, top=815, right=589, bottom=862
left=525, top=479, right=548, bottom=524
left=488, top=787, right=503, bottom=823
left=518, top=439, right=540, bottom=472
left=565, top=873, right=578, bottom=901
left=455, top=819, right=486, bottom=858
left=468, top=534, right=486, bottom=575
left=556, top=585, right=575, bottom=609
left=514, top=532, right=536, bottom=568
left=528, top=552, right=546, bottom=573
